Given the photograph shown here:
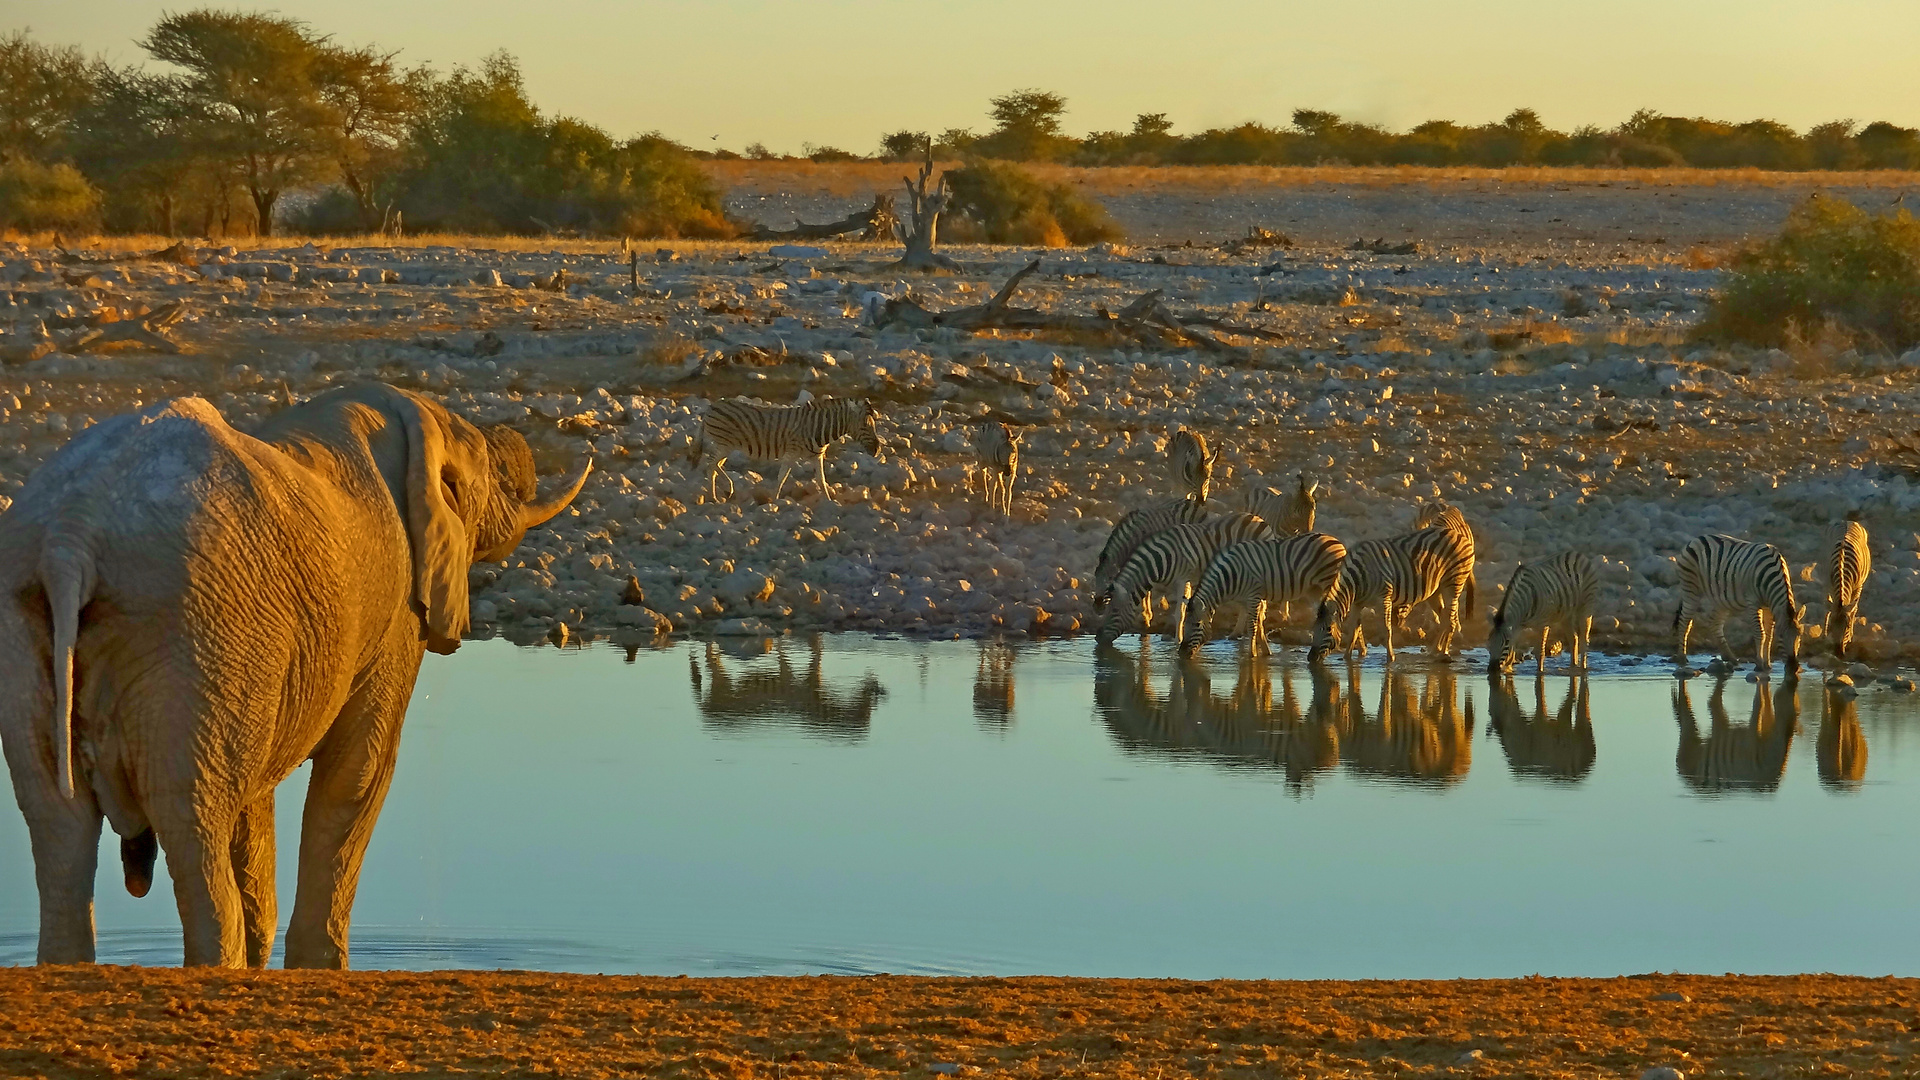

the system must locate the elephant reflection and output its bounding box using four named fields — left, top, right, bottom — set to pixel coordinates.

left=1816, top=686, right=1867, bottom=792
left=974, top=641, right=1017, bottom=728
left=1337, top=669, right=1474, bottom=787
left=1487, top=676, right=1595, bottom=783
left=1092, top=646, right=1338, bottom=793
left=1673, top=676, right=1797, bottom=794
left=689, top=636, right=886, bottom=739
